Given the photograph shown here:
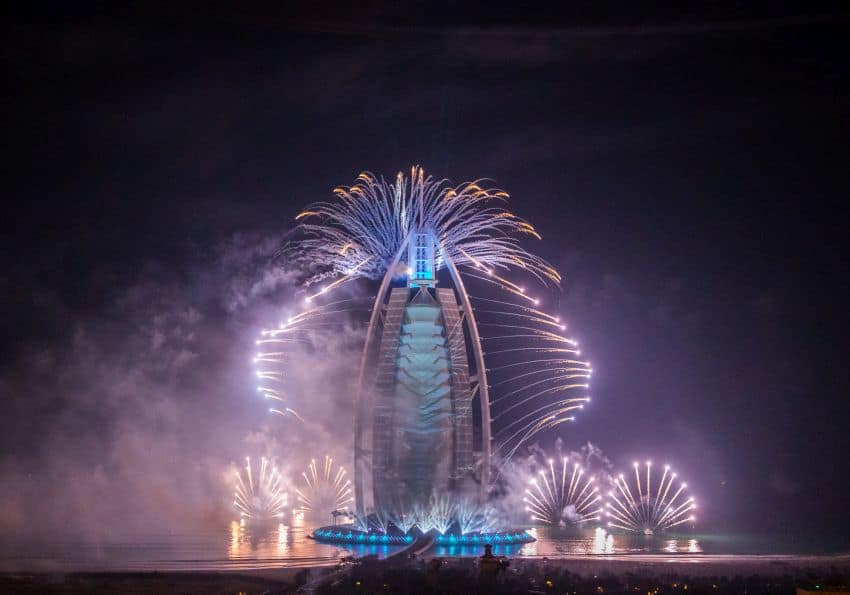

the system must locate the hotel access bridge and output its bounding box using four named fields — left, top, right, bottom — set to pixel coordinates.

left=353, top=228, right=493, bottom=519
